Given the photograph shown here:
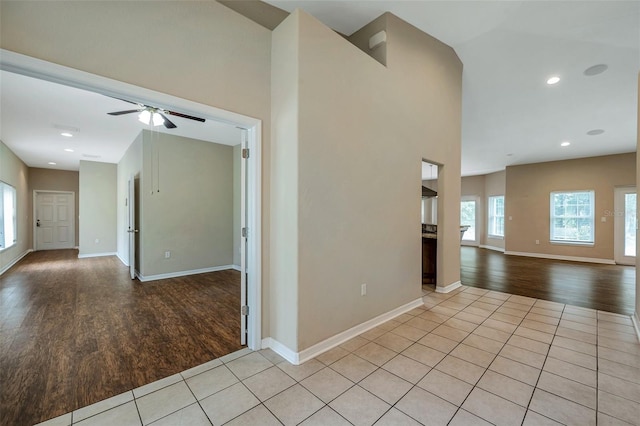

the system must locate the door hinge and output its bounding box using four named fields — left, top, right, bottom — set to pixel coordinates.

left=241, top=305, right=249, bottom=316
left=242, top=148, right=250, bottom=159
left=241, top=227, right=248, bottom=238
